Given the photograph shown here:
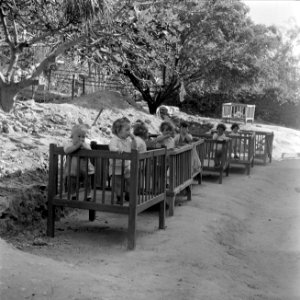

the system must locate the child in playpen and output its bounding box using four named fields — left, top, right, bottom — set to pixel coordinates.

left=64, top=124, right=94, bottom=200
left=133, top=122, right=148, bottom=153
left=174, top=121, right=202, bottom=174
left=174, top=121, right=193, bottom=147
left=109, top=117, right=138, bottom=203
left=155, top=121, right=175, bottom=149
left=212, top=123, right=227, bottom=167
left=230, top=123, right=240, bottom=159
